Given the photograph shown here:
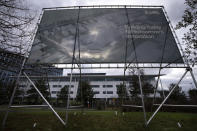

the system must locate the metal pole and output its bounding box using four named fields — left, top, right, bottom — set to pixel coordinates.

left=160, top=79, right=166, bottom=99
left=76, top=10, right=83, bottom=112
left=65, top=68, right=73, bottom=123
left=151, top=72, right=161, bottom=111
left=2, top=57, right=26, bottom=129
left=146, top=70, right=188, bottom=125
left=23, top=72, right=66, bottom=125
left=152, top=24, right=169, bottom=111
left=45, top=69, right=52, bottom=101
left=125, top=6, right=147, bottom=125
left=137, top=68, right=147, bottom=125
left=21, top=79, right=28, bottom=104
left=190, top=70, right=197, bottom=89
left=122, top=30, right=128, bottom=105
left=65, top=6, right=80, bottom=123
